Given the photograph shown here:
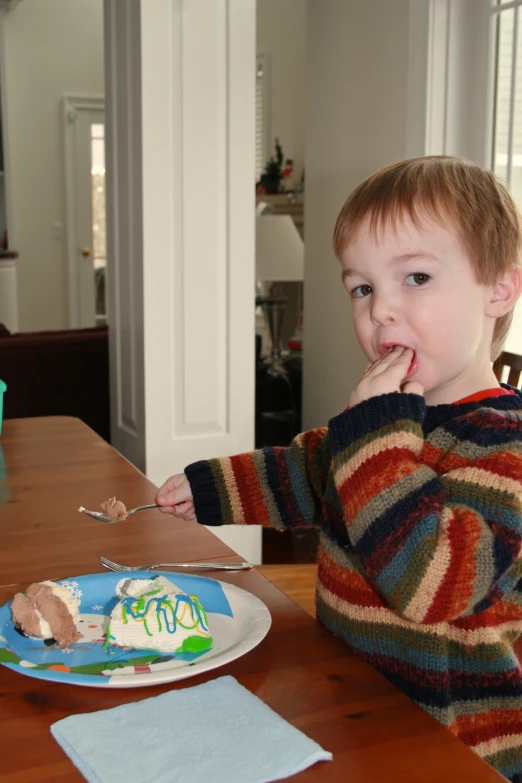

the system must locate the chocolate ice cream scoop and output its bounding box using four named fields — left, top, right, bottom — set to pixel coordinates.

left=79, top=501, right=160, bottom=523
left=11, top=580, right=81, bottom=648
left=100, top=497, right=128, bottom=523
